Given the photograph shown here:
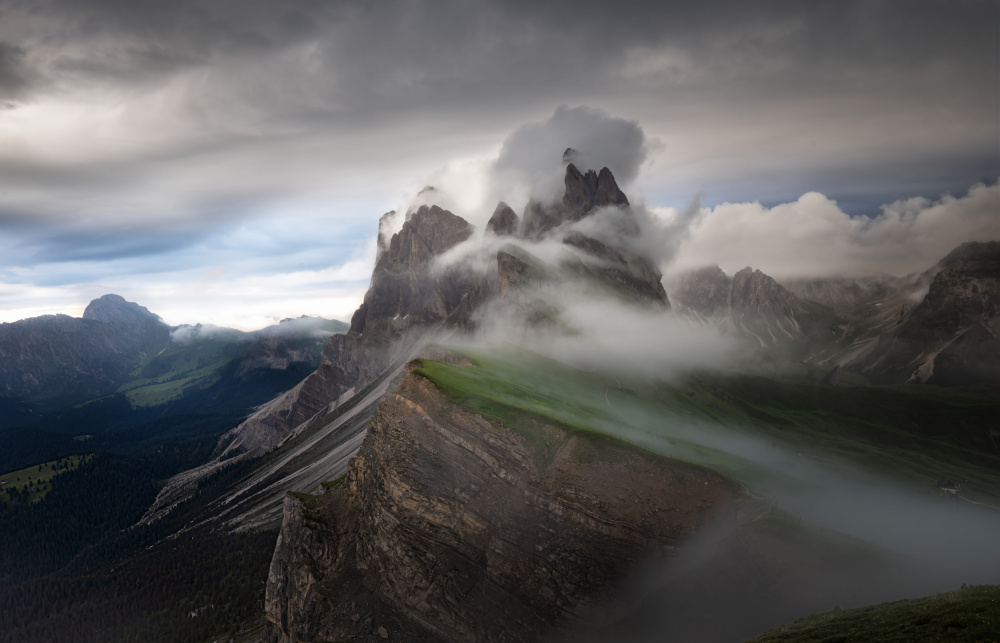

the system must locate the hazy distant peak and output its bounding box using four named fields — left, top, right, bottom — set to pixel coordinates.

left=937, top=240, right=1000, bottom=269
left=82, top=294, right=162, bottom=326
left=485, top=201, right=519, bottom=237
